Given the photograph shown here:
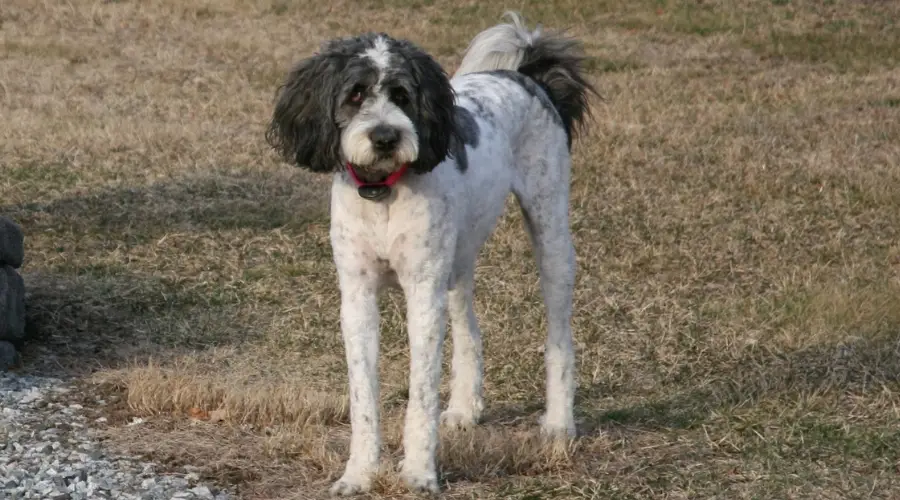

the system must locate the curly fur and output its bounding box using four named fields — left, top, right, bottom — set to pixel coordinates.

left=266, top=34, right=460, bottom=175
left=456, top=11, right=597, bottom=144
